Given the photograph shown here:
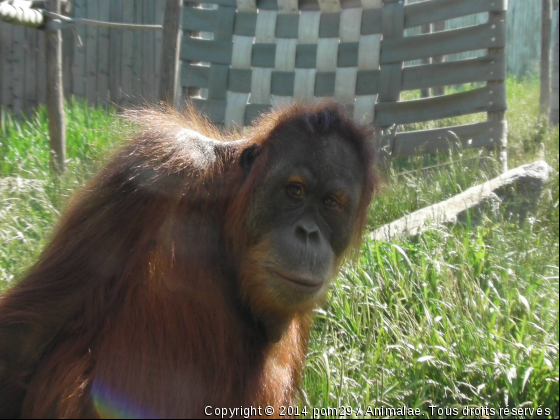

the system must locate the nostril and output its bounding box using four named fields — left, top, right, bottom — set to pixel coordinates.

left=308, top=229, right=320, bottom=242
left=295, top=225, right=308, bottom=242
